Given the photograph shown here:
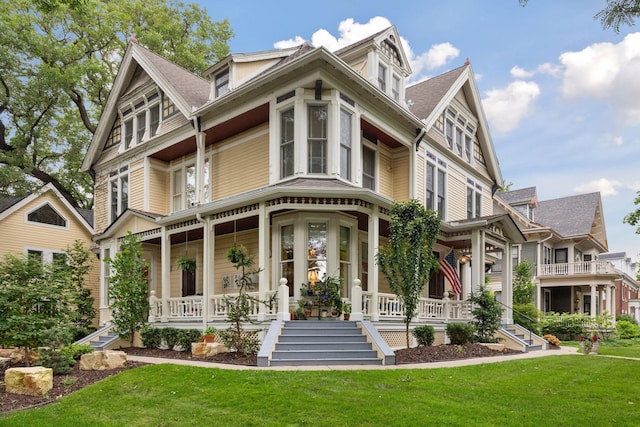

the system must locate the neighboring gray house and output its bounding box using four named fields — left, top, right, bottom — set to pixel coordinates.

left=494, top=187, right=622, bottom=318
